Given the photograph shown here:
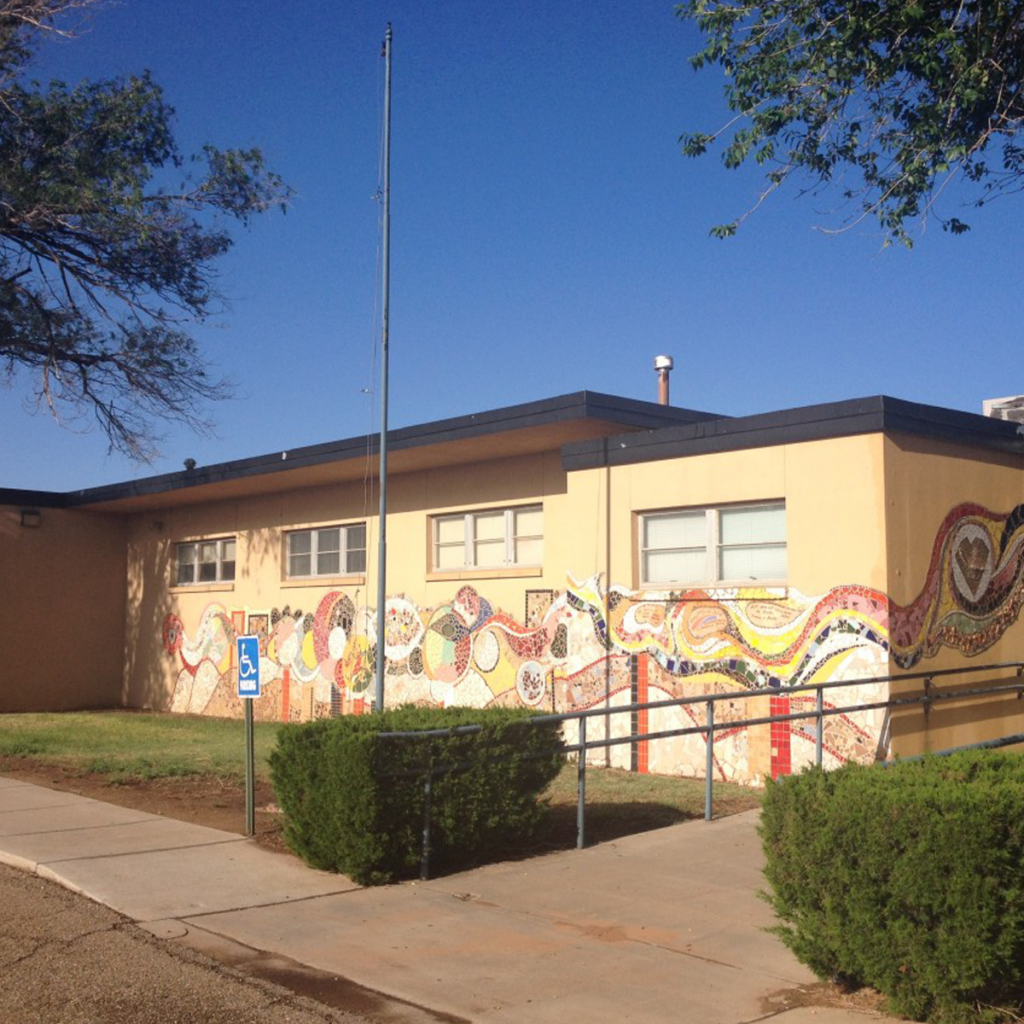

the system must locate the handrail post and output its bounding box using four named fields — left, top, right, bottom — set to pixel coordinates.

left=704, top=699, right=714, bottom=822
left=577, top=715, right=587, bottom=850
left=815, top=686, right=824, bottom=767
